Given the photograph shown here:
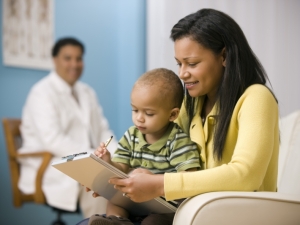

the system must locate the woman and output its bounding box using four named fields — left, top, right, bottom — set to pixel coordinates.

left=79, top=8, right=279, bottom=225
